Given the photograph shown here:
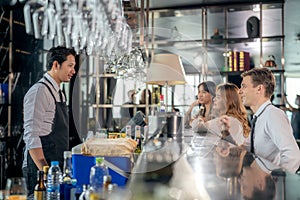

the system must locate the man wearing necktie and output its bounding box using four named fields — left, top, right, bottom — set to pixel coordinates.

left=238, top=67, right=300, bottom=173
left=22, top=46, right=76, bottom=196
